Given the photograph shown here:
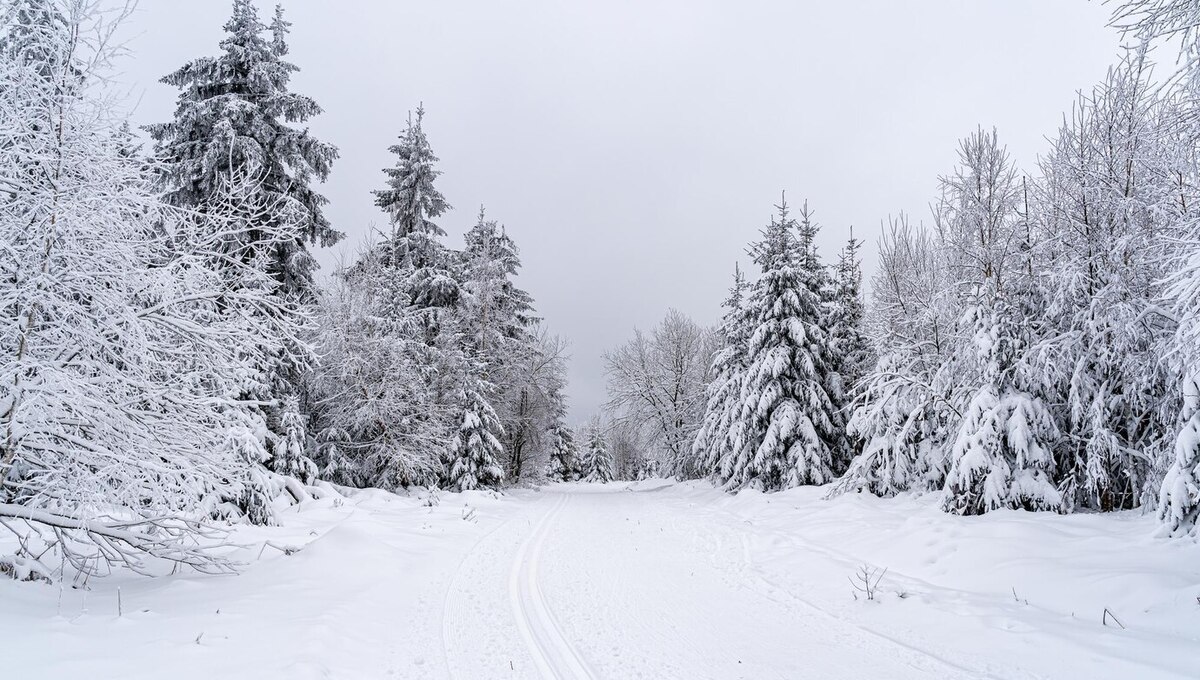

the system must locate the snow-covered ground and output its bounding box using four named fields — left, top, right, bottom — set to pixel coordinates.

left=4, top=482, right=1198, bottom=679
